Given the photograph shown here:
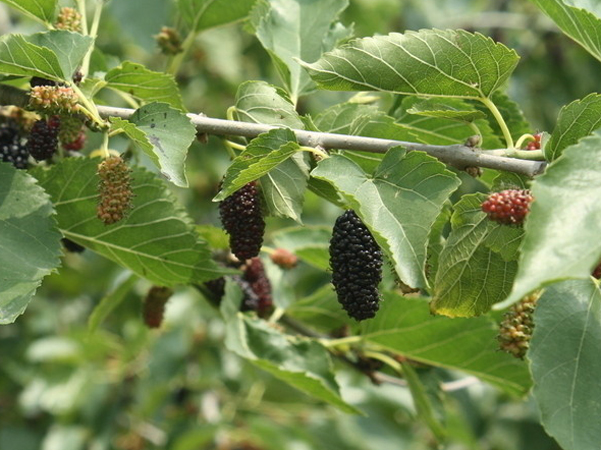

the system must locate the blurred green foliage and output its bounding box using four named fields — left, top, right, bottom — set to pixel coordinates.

left=0, top=0, right=587, bottom=448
